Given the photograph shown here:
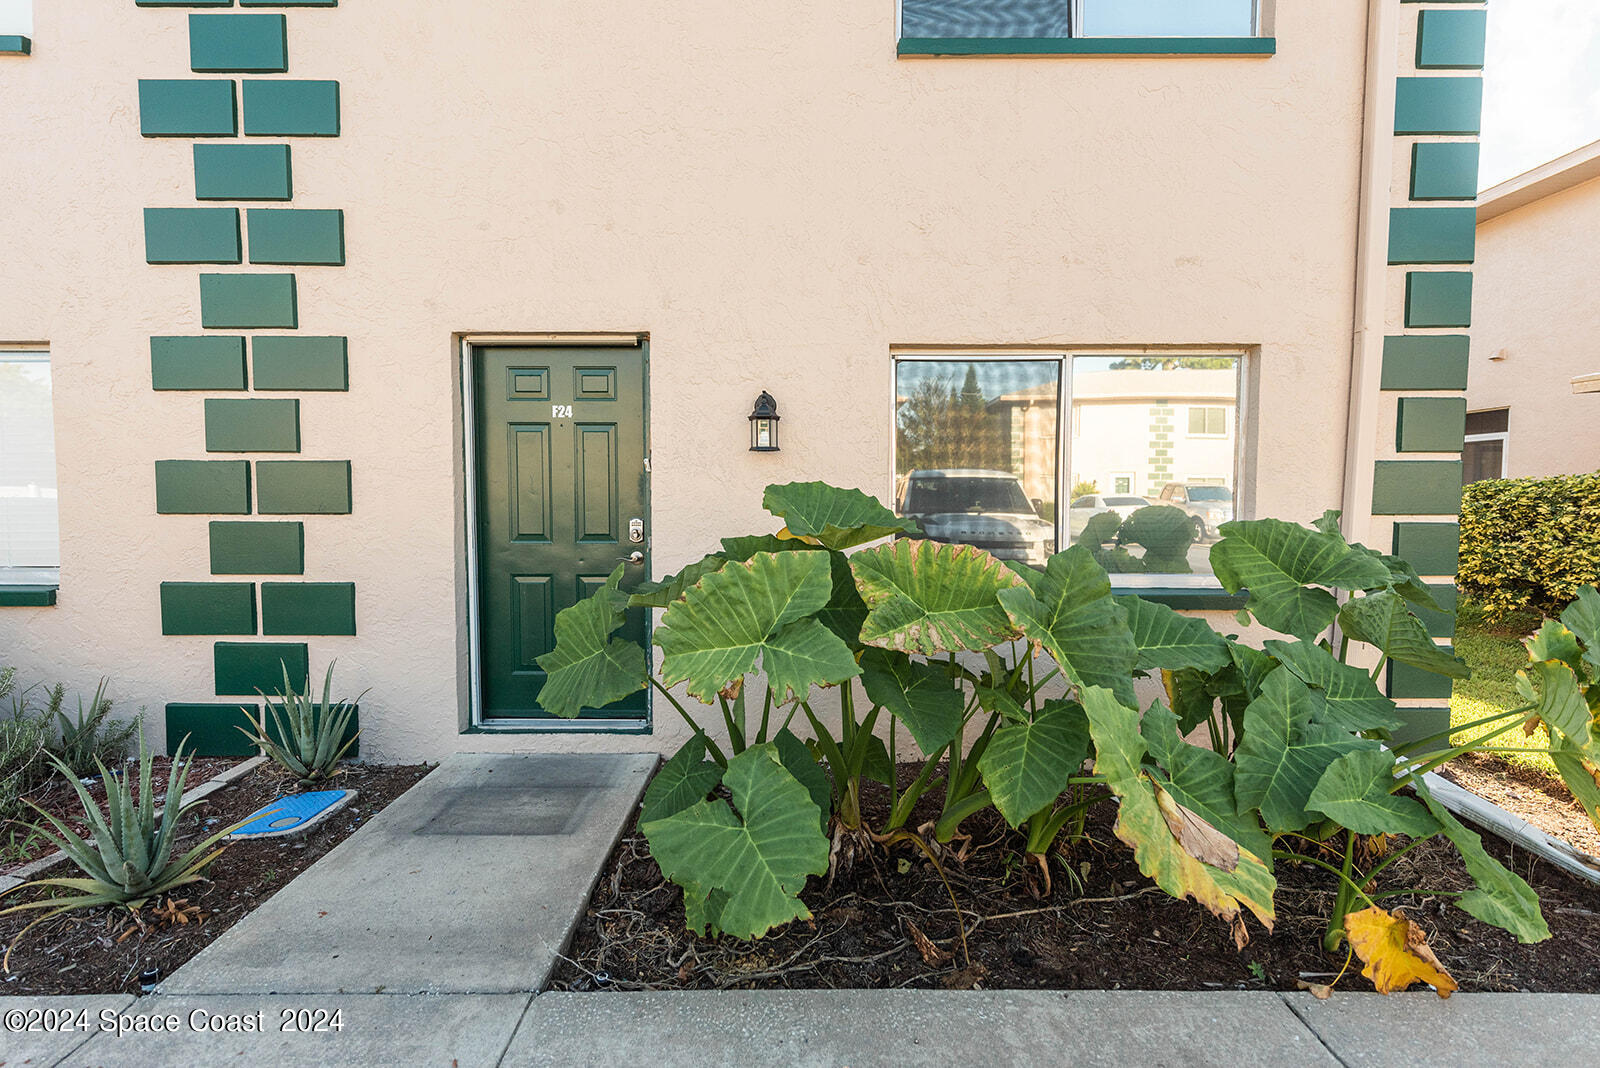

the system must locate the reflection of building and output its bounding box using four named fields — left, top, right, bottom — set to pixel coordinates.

left=986, top=384, right=1058, bottom=505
